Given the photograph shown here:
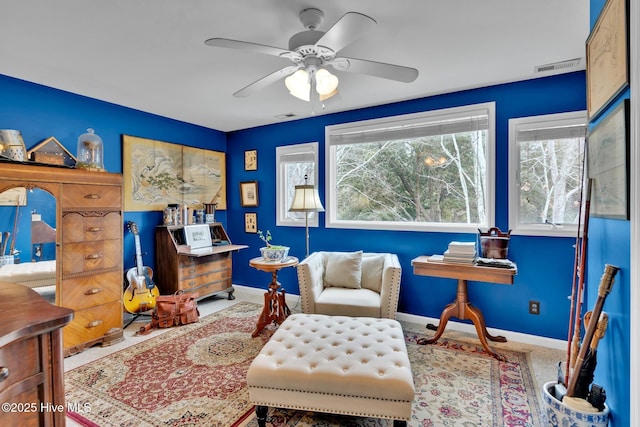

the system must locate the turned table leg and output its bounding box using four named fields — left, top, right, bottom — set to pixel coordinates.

left=418, top=278, right=506, bottom=360
left=251, top=272, right=291, bottom=337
